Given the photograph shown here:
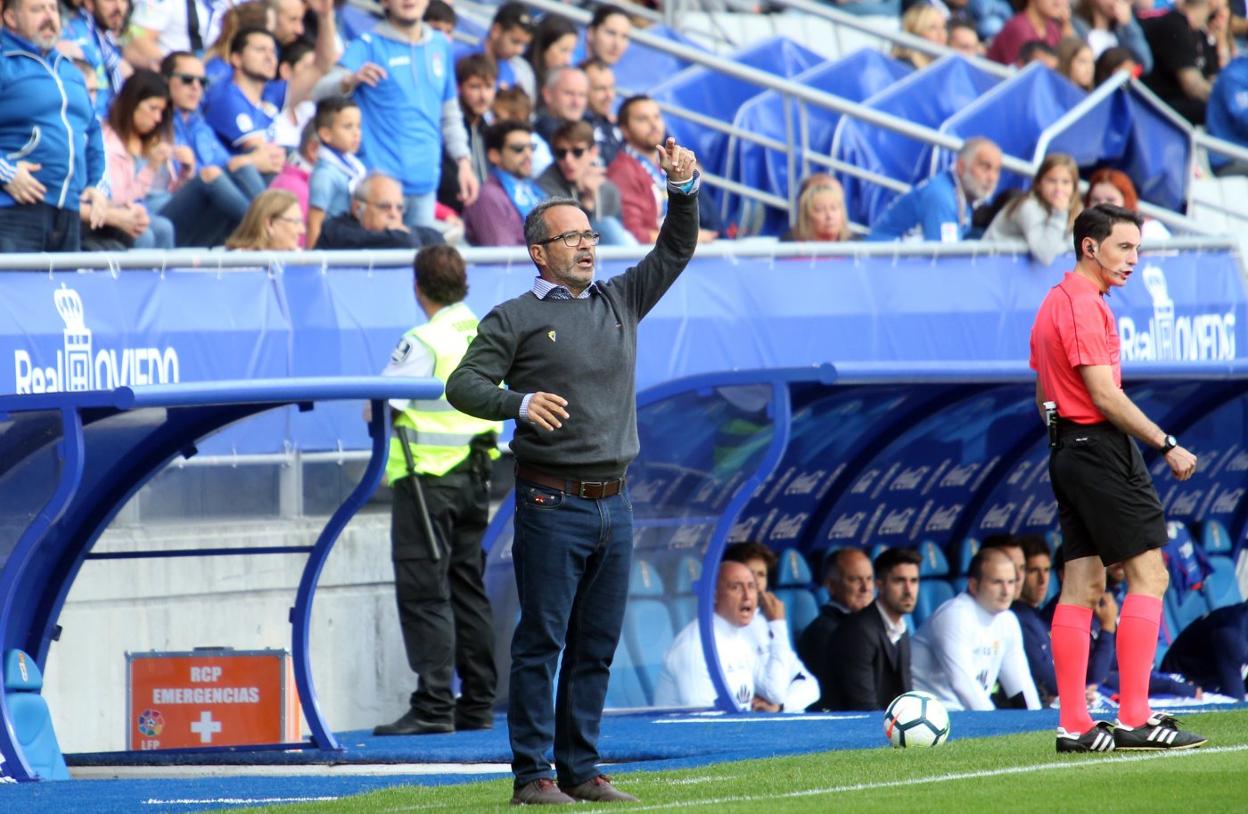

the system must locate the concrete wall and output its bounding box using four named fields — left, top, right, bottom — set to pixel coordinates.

left=43, top=512, right=426, bottom=754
